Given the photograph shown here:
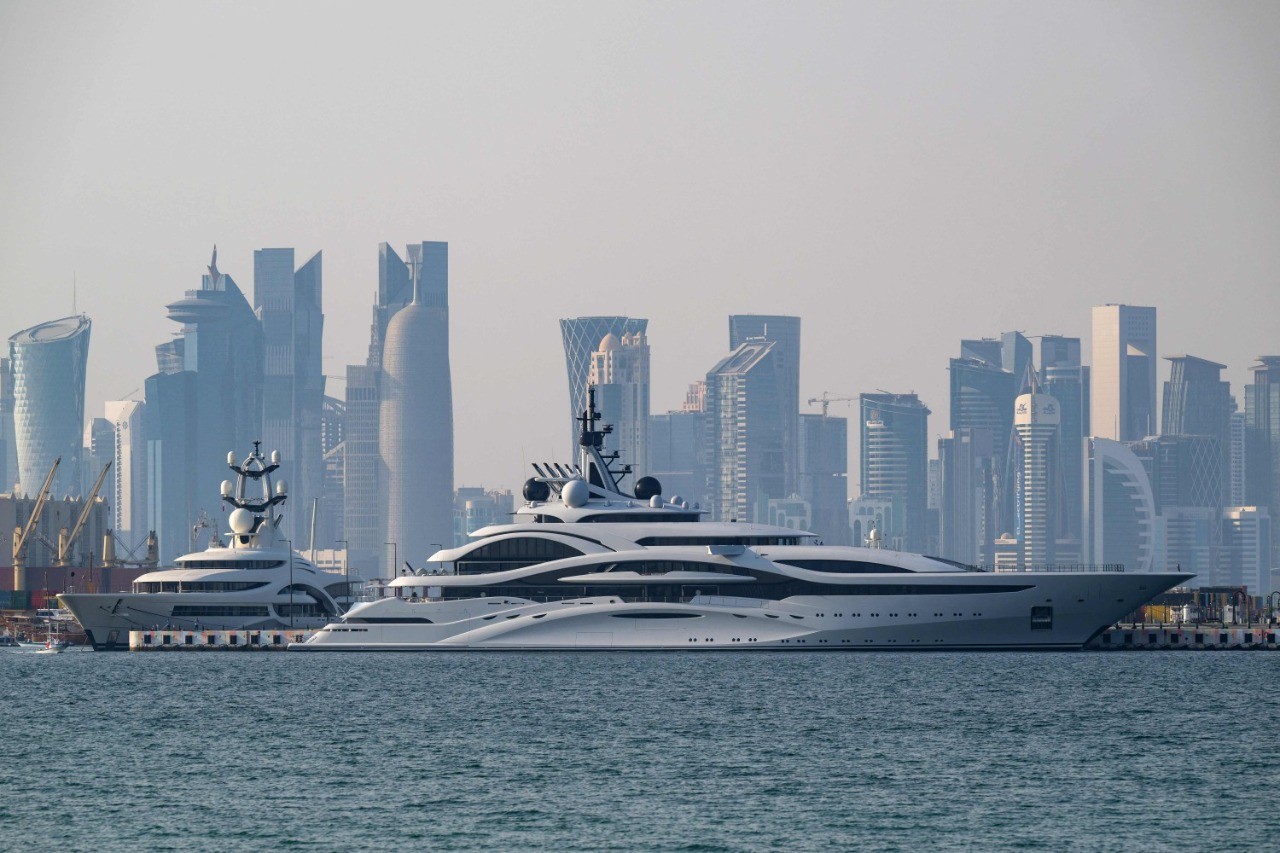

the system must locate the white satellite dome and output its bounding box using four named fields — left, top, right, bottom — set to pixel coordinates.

left=562, top=478, right=590, bottom=508
left=228, top=507, right=255, bottom=535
